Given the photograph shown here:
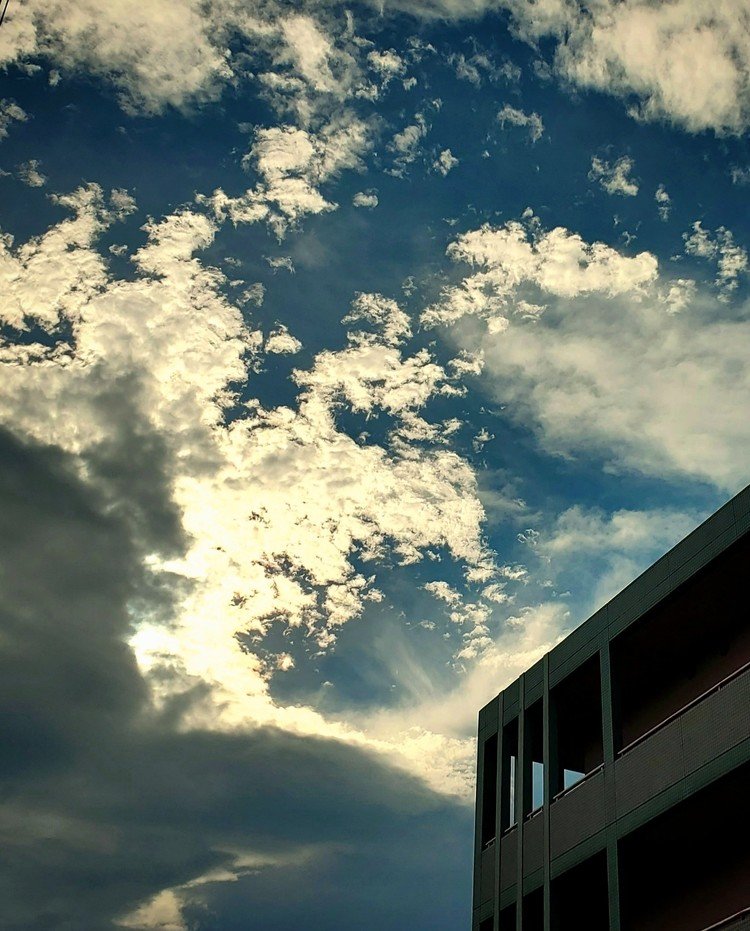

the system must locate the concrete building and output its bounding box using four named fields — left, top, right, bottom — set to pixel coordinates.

left=473, top=486, right=750, bottom=930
